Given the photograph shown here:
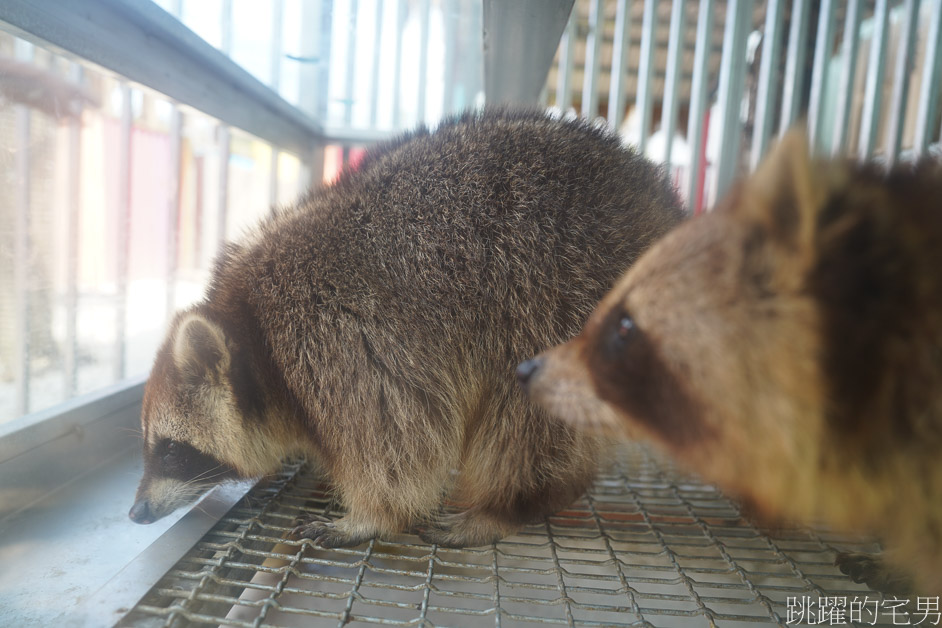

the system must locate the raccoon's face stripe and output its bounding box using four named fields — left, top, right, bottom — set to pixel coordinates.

left=144, top=438, right=239, bottom=485
left=585, top=305, right=709, bottom=446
